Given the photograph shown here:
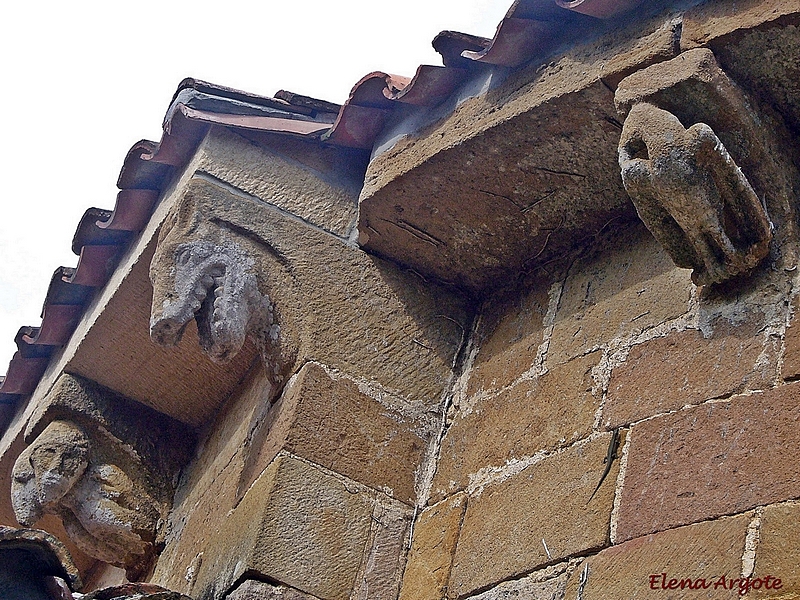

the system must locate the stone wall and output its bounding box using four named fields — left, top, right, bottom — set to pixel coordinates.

left=402, top=217, right=800, bottom=598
